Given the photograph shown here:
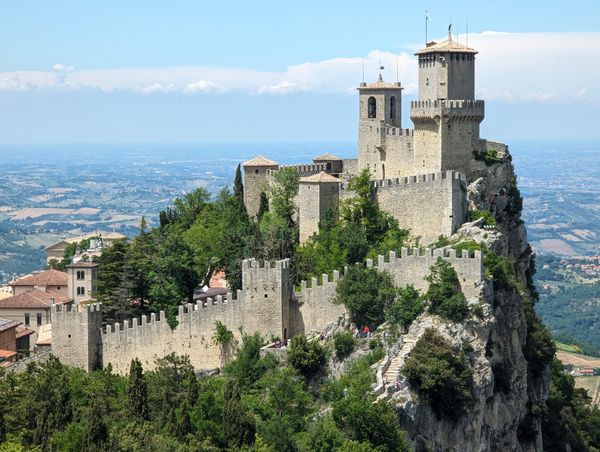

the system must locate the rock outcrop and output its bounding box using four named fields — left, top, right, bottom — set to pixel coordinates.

left=381, top=149, right=549, bottom=451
